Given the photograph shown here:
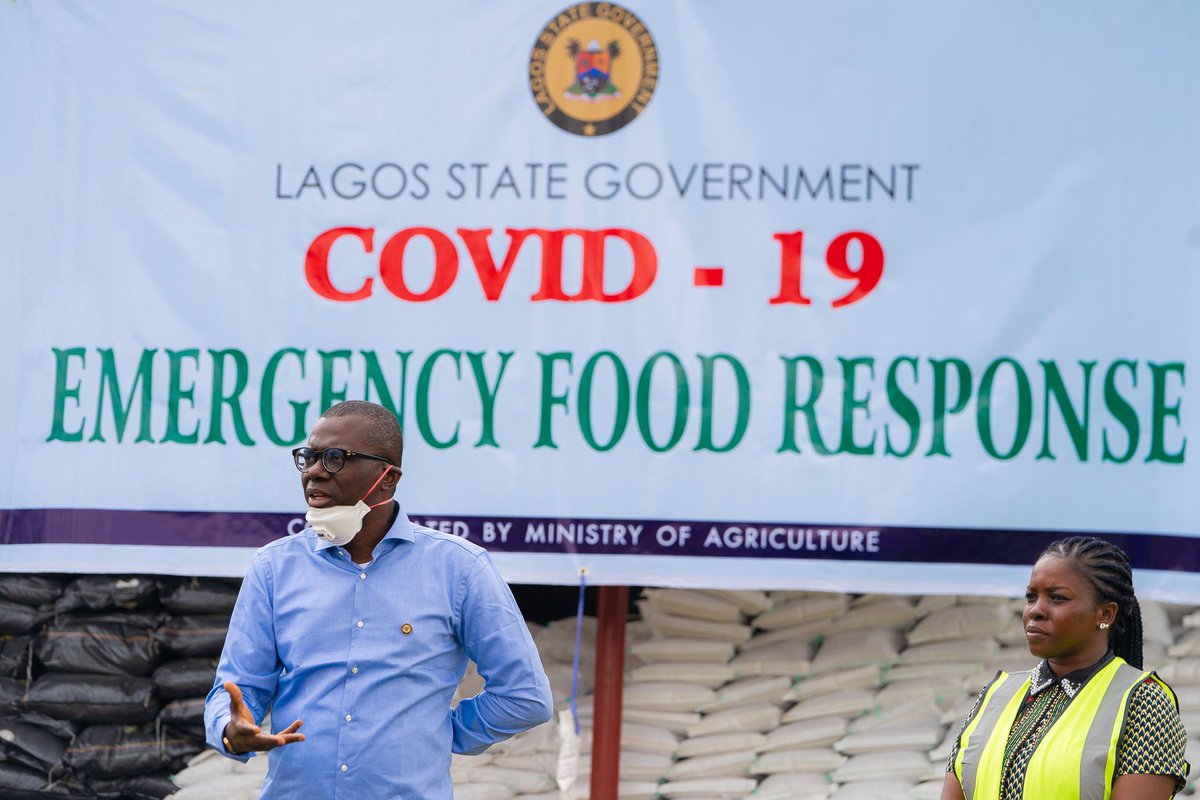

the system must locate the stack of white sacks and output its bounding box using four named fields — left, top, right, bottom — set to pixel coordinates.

left=165, top=591, right=1200, bottom=798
